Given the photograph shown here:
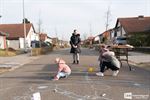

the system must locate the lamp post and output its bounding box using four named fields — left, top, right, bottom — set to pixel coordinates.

left=23, top=0, right=27, bottom=52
